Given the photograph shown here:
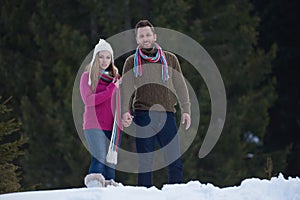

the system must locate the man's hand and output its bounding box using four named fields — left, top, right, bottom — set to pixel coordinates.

left=181, top=113, right=191, bottom=130
left=122, top=112, right=134, bottom=127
